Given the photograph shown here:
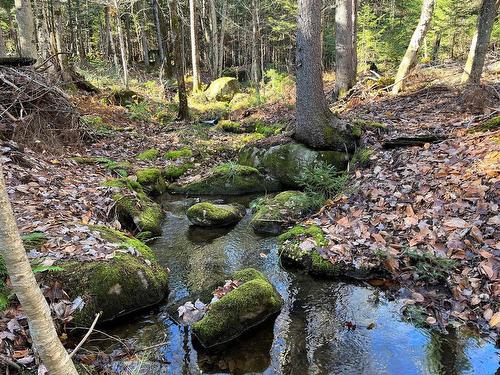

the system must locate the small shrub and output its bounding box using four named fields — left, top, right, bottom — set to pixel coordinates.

left=295, top=162, right=349, bottom=200
left=351, top=148, right=373, bottom=167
